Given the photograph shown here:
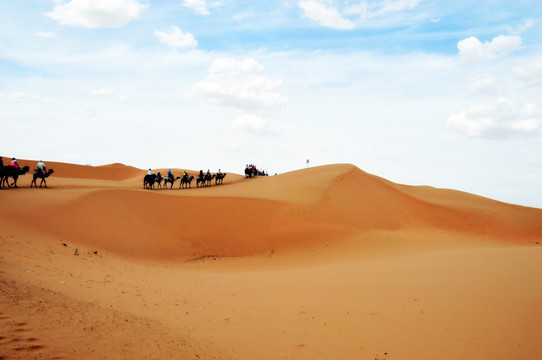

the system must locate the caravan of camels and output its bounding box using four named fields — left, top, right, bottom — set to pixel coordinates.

left=1, top=157, right=268, bottom=190
left=143, top=170, right=227, bottom=190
